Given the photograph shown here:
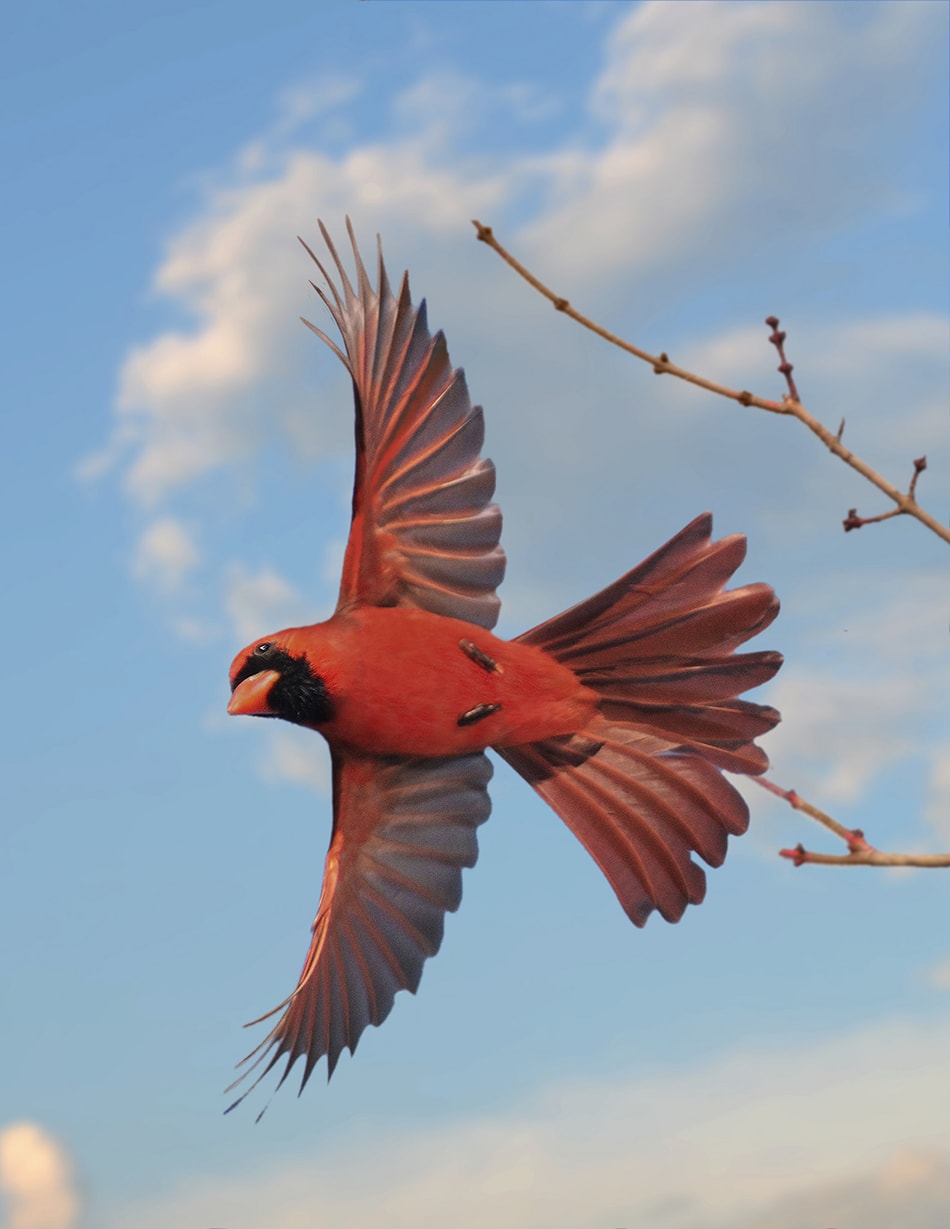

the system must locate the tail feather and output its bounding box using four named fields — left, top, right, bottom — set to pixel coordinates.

left=499, top=727, right=748, bottom=925
left=519, top=517, right=751, bottom=656
left=516, top=514, right=781, bottom=770
left=597, top=698, right=780, bottom=775
left=500, top=514, right=780, bottom=926
left=554, top=582, right=778, bottom=666
left=584, top=649, right=779, bottom=704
